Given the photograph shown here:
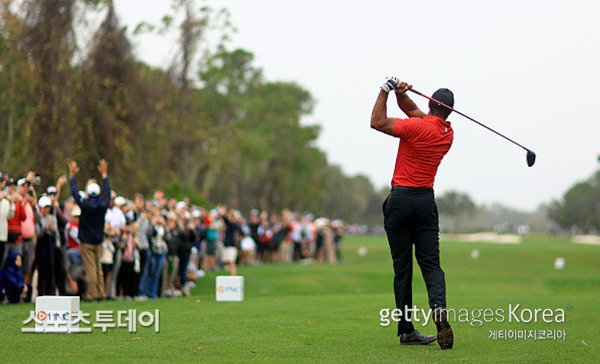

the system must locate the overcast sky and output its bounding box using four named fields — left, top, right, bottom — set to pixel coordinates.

left=114, top=0, right=600, bottom=211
